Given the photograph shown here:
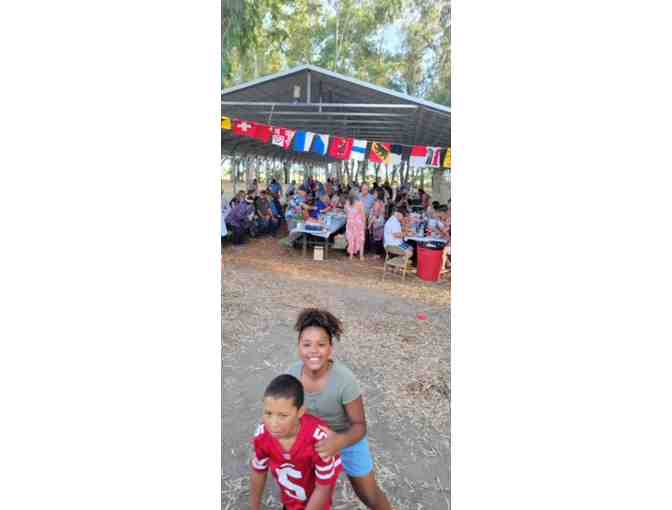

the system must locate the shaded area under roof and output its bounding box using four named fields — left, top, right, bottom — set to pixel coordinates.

left=221, top=64, right=450, bottom=163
